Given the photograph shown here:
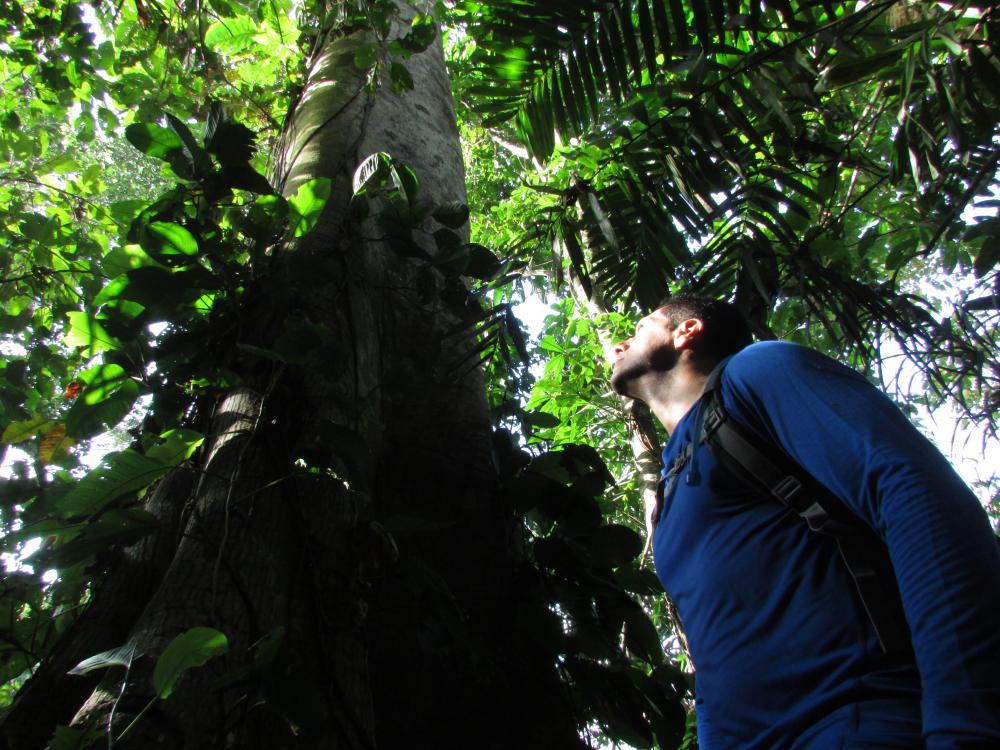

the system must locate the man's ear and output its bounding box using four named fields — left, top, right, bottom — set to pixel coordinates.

left=672, top=318, right=704, bottom=350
